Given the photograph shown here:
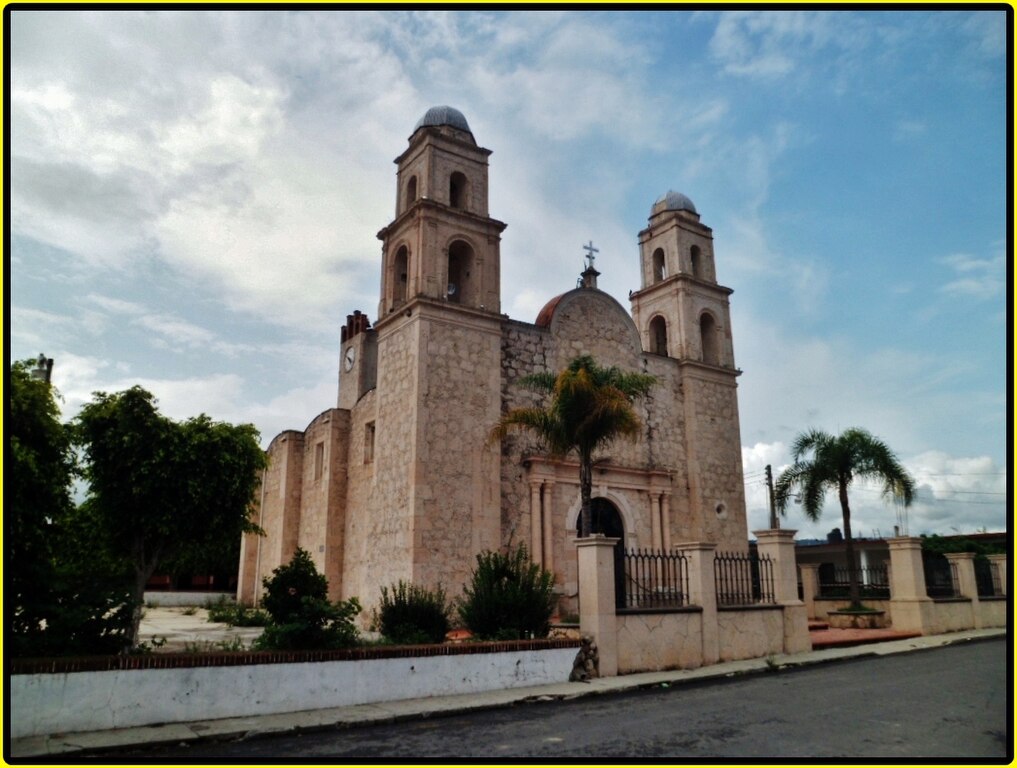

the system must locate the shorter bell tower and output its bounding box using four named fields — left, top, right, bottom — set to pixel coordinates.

left=630, top=191, right=735, bottom=368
